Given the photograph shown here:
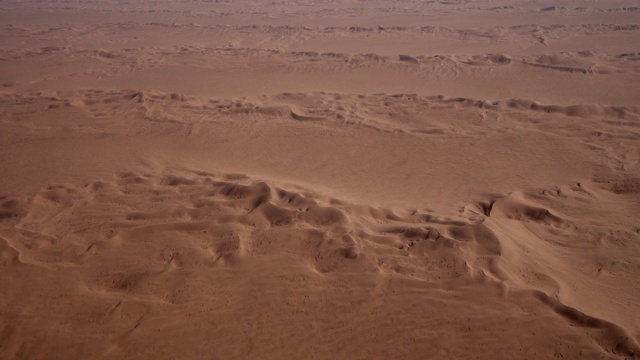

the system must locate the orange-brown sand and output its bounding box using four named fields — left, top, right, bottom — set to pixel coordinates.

left=1, top=0, right=639, bottom=359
